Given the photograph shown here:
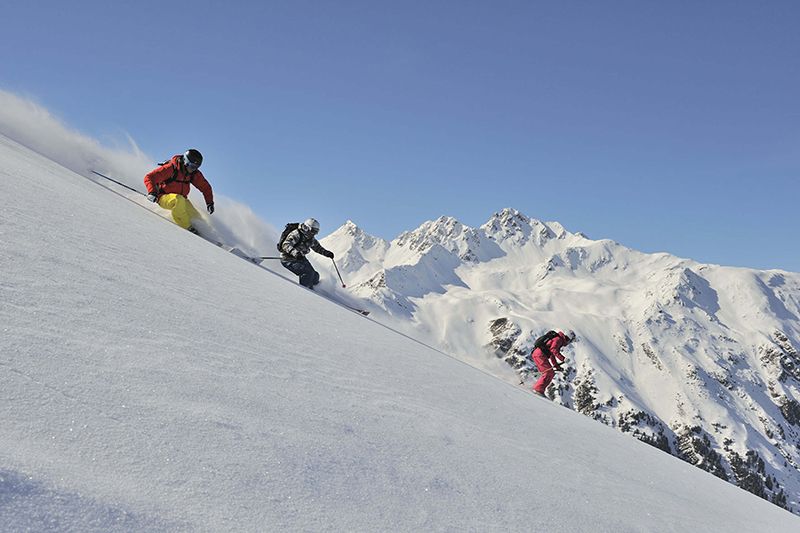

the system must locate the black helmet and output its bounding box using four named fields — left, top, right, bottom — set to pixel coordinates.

left=183, top=149, right=203, bottom=169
